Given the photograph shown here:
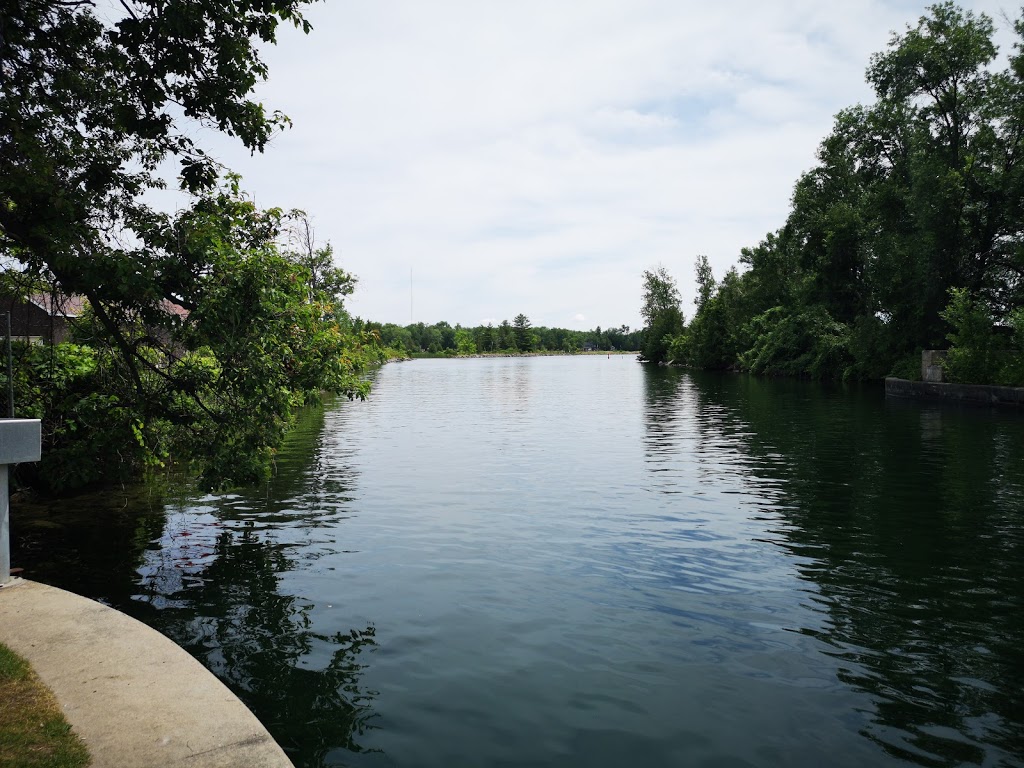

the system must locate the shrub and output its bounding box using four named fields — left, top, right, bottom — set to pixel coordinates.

left=940, top=288, right=1000, bottom=385
left=739, top=305, right=851, bottom=379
